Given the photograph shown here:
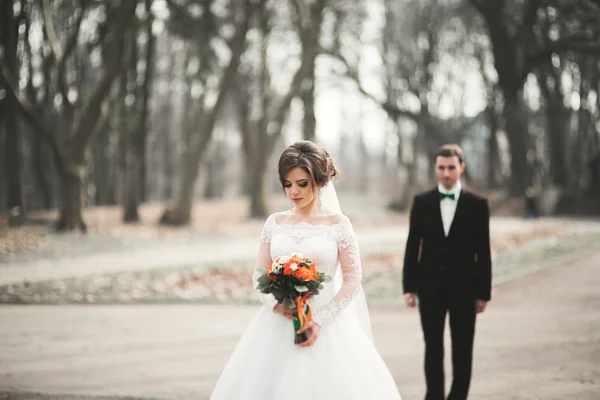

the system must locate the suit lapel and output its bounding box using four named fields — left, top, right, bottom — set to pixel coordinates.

left=430, top=190, right=446, bottom=239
